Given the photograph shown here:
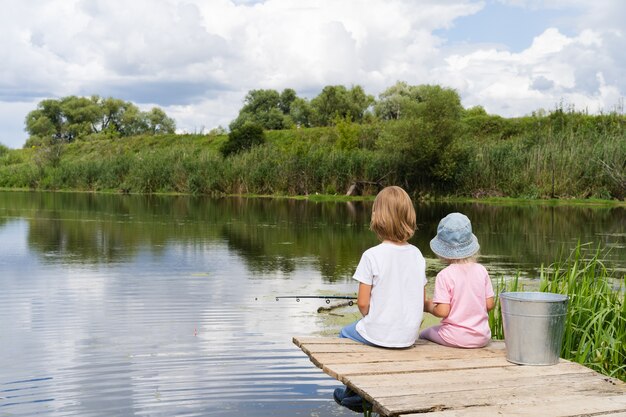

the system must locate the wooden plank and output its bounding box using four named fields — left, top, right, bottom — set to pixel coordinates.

left=347, top=360, right=587, bottom=387
left=293, top=336, right=362, bottom=347
left=306, top=346, right=512, bottom=367
left=343, top=364, right=600, bottom=415
left=294, top=337, right=626, bottom=417
left=374, top=374, right=626, bottom=416
left=298, top=339, right=505, bottom=353
left=301, top=343, right=506, bottom=355
left=362, top=372, right=625, bottom=416
left=323, top=355, right=513, bottom=381
left=403, top=395, right=626, bottom=417
left=294, top=336, right=505, bottom=350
